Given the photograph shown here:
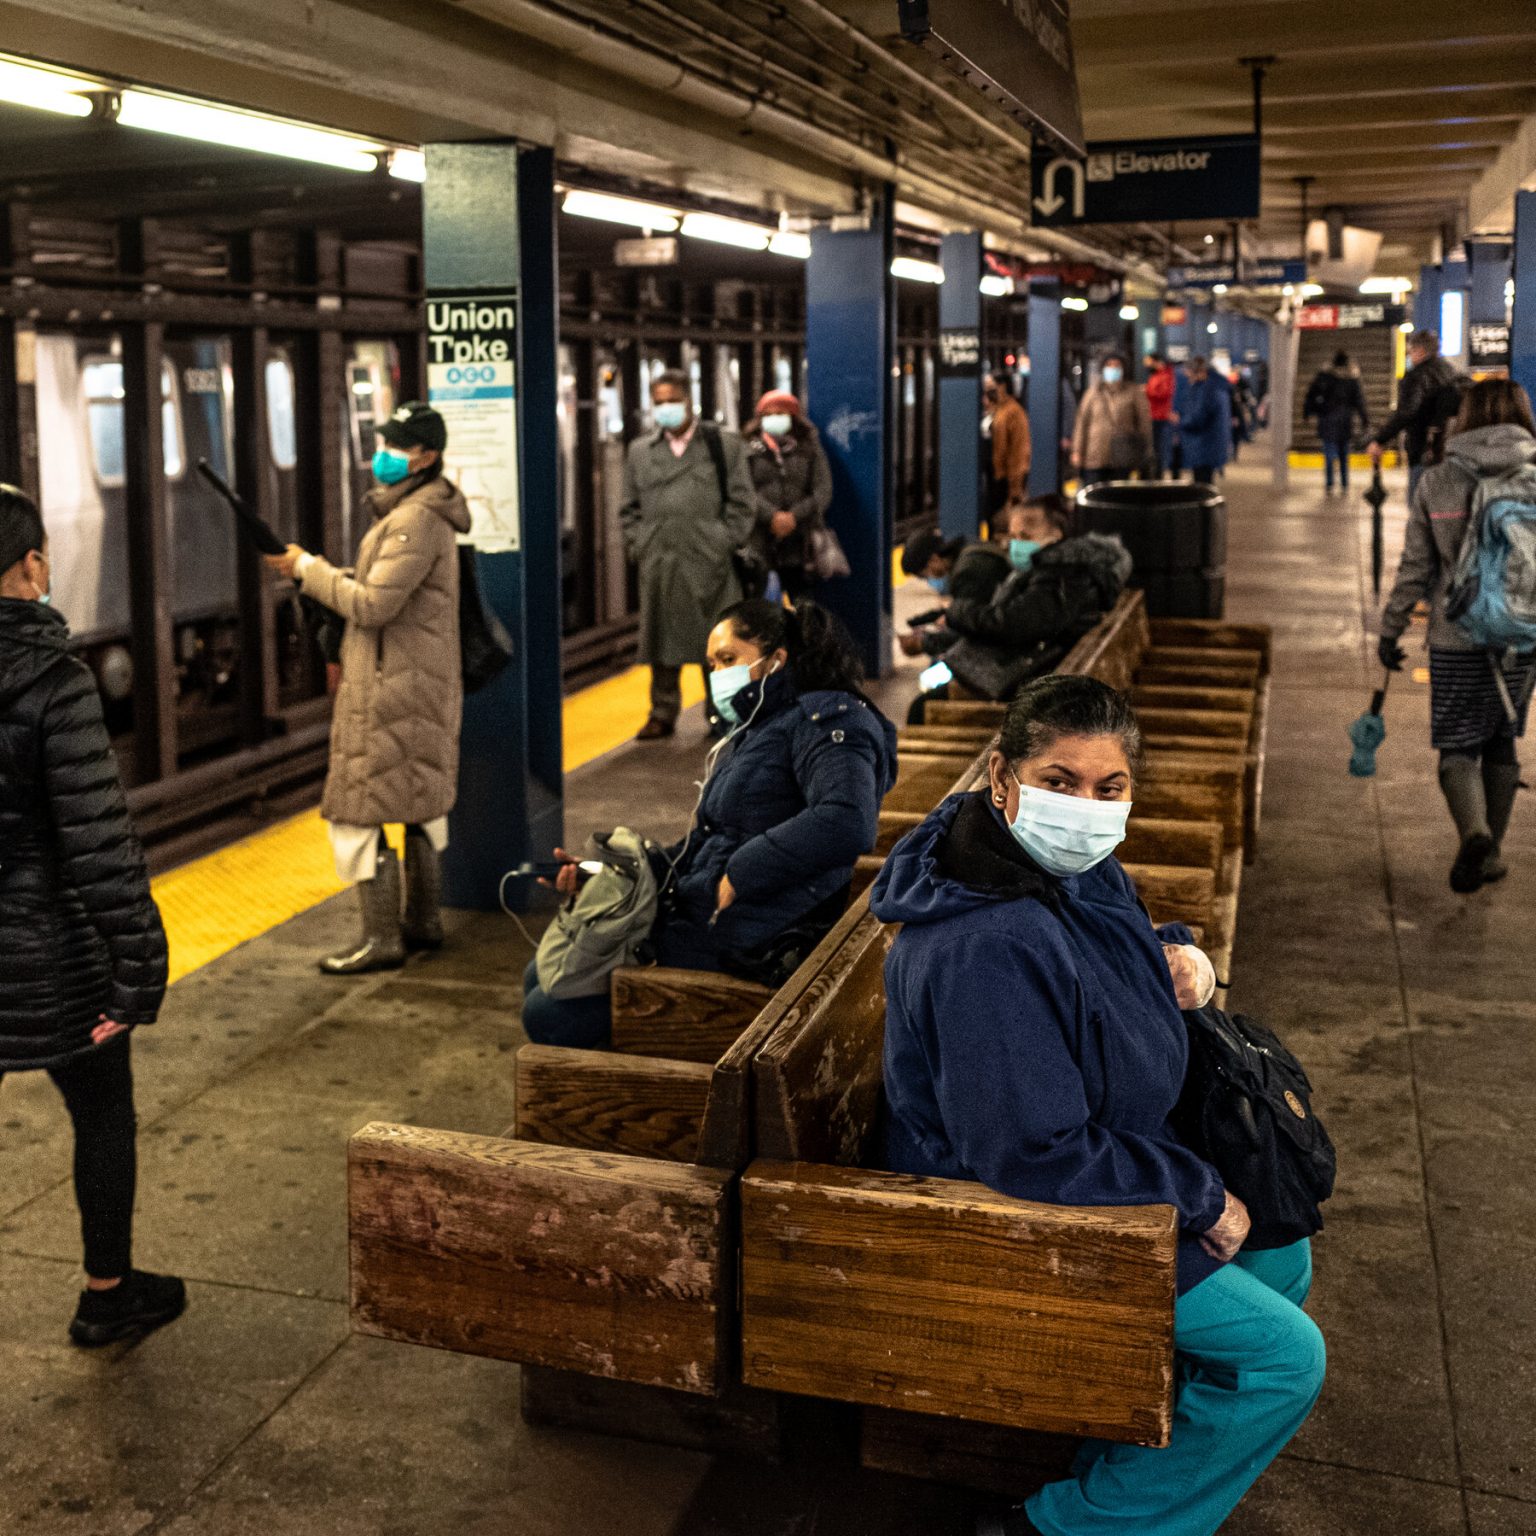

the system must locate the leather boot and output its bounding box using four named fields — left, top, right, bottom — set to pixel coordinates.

left=402, top=825, right=445, bottom=951
left=320, top=848, right=406, bottom=974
